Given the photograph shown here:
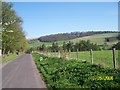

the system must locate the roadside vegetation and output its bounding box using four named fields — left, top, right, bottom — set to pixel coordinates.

left=32, top=53, right=120, bottom=89
left=1, top=52, right=23, bottom=62
left=1, top=54, right=17, bottom=62
left=1, top=2, right=28, bottom=61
